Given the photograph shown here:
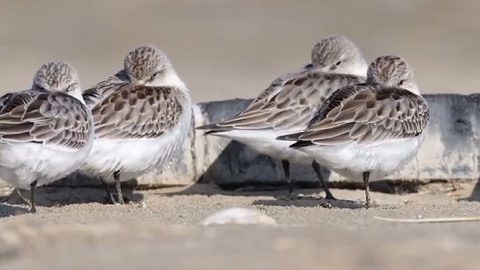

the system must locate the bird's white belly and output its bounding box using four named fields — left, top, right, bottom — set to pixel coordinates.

left=300, top=135, right=424, bottom=181
left=83, top=133, right=184, bottom=183
left=0, top=142, right=92, bottom=189
left=83, top=105, right=191, bottom=183
left=212, top=129, right=313, bottom=164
